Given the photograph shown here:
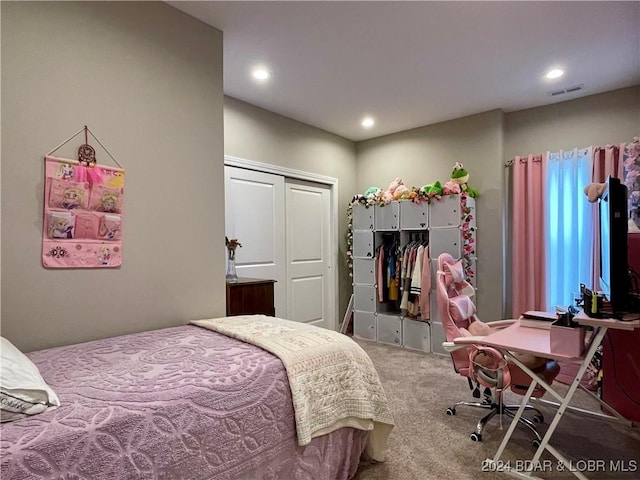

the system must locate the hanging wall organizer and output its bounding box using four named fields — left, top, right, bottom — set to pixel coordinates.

left=42, top=126, right=125, bottom=268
